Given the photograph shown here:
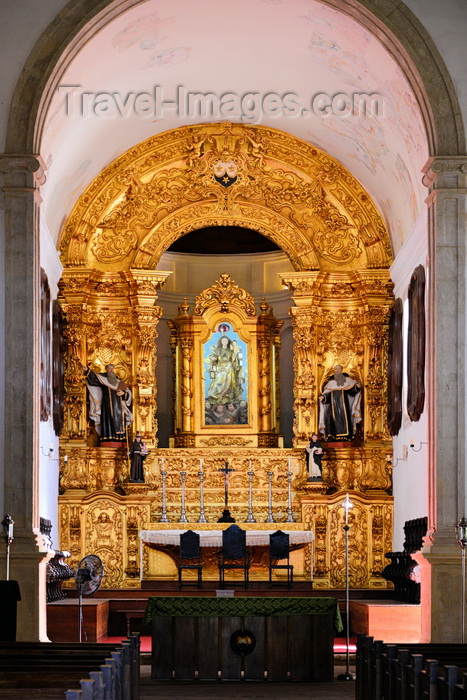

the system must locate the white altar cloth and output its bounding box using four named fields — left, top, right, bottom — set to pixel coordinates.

left=139, top=529, right=314, bottom=547
left=139, top=528, right=314, bottom=581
